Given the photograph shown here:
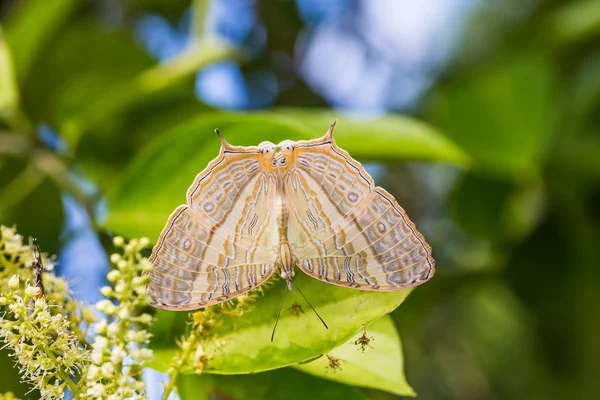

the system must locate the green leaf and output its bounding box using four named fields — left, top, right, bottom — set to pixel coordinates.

left=3, top=0, right=83, bottom=83
left=428, top=55, right=556, bottom=180
left=294, top=315, right=415, bottom=396
left=0, top=28, right=19, bottom=120
left=272, top=108, right=470, bottom=166
left=105, top=113, right=313, bottom=238
left=106, top=110, right=467, bottom=239
left=176, top=366, right=368, bottom=400
left=544, top=0, right=600, bottom=45
left=148, top=274, right=412, bottom=375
